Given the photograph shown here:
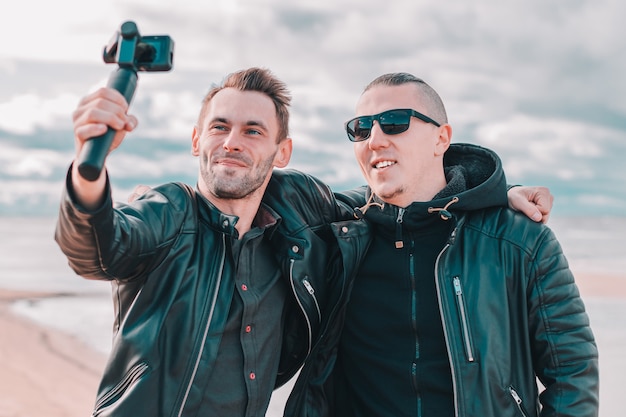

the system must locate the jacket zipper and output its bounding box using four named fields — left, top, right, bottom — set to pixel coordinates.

left=434, top=241, right=460, bottom=417
left=302, top=278, right=321, bottom=322
left=409, top=241, right=422, bottom=411
left=289, top=258, right=313, bottom=355
left=177, top=234, right=227, bottom=417
left=93, top=362, right=149, bottom=415
left=452, top=276, right=475, bottom=362
left=395, top=208, right=405, bottom=248
left=509, top=386, right=529, bottom=417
